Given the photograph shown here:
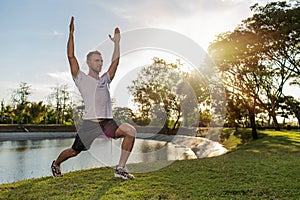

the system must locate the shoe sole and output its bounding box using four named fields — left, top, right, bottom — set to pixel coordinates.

left=114, top=173, right=133, bottom=180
